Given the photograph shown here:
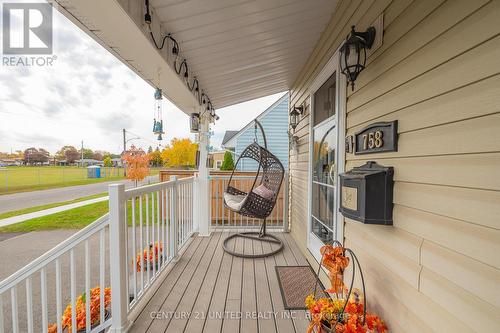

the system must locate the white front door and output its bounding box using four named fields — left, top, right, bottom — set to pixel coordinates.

left=307, top=52, right=346, bottom=262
